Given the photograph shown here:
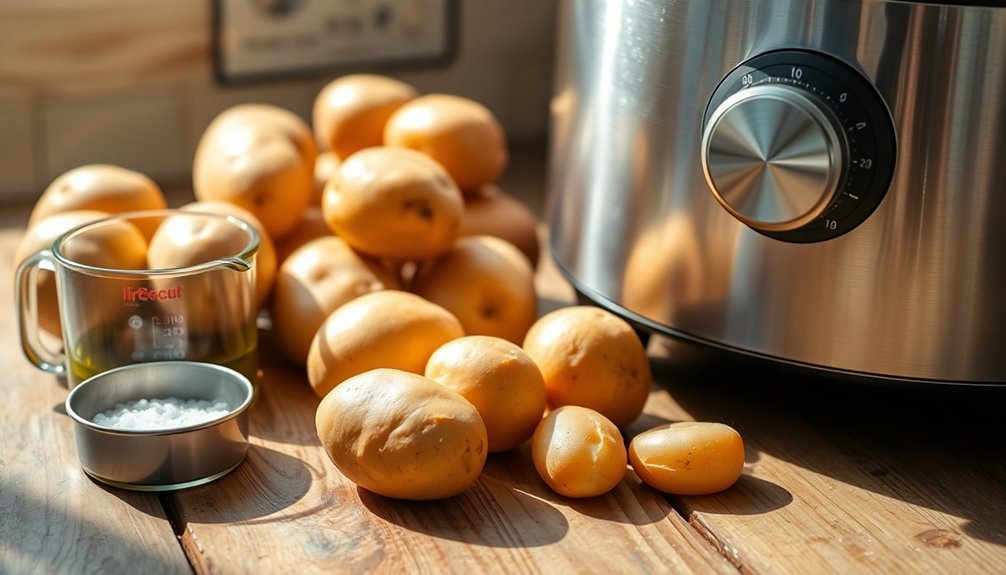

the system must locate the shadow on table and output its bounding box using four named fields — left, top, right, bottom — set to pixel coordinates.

left=647, top=335, right=1006, bottom=546
left=0, top=476, right=190, bottom=574
left=358, top=474, right=570, bottom=548
left=678, top=474, right=794, bottom=517
left=358, top=436, right=687, bottom=545
left=486, top=445, right=689, bottom=527
left=158, top=444, right=314, bottom=525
